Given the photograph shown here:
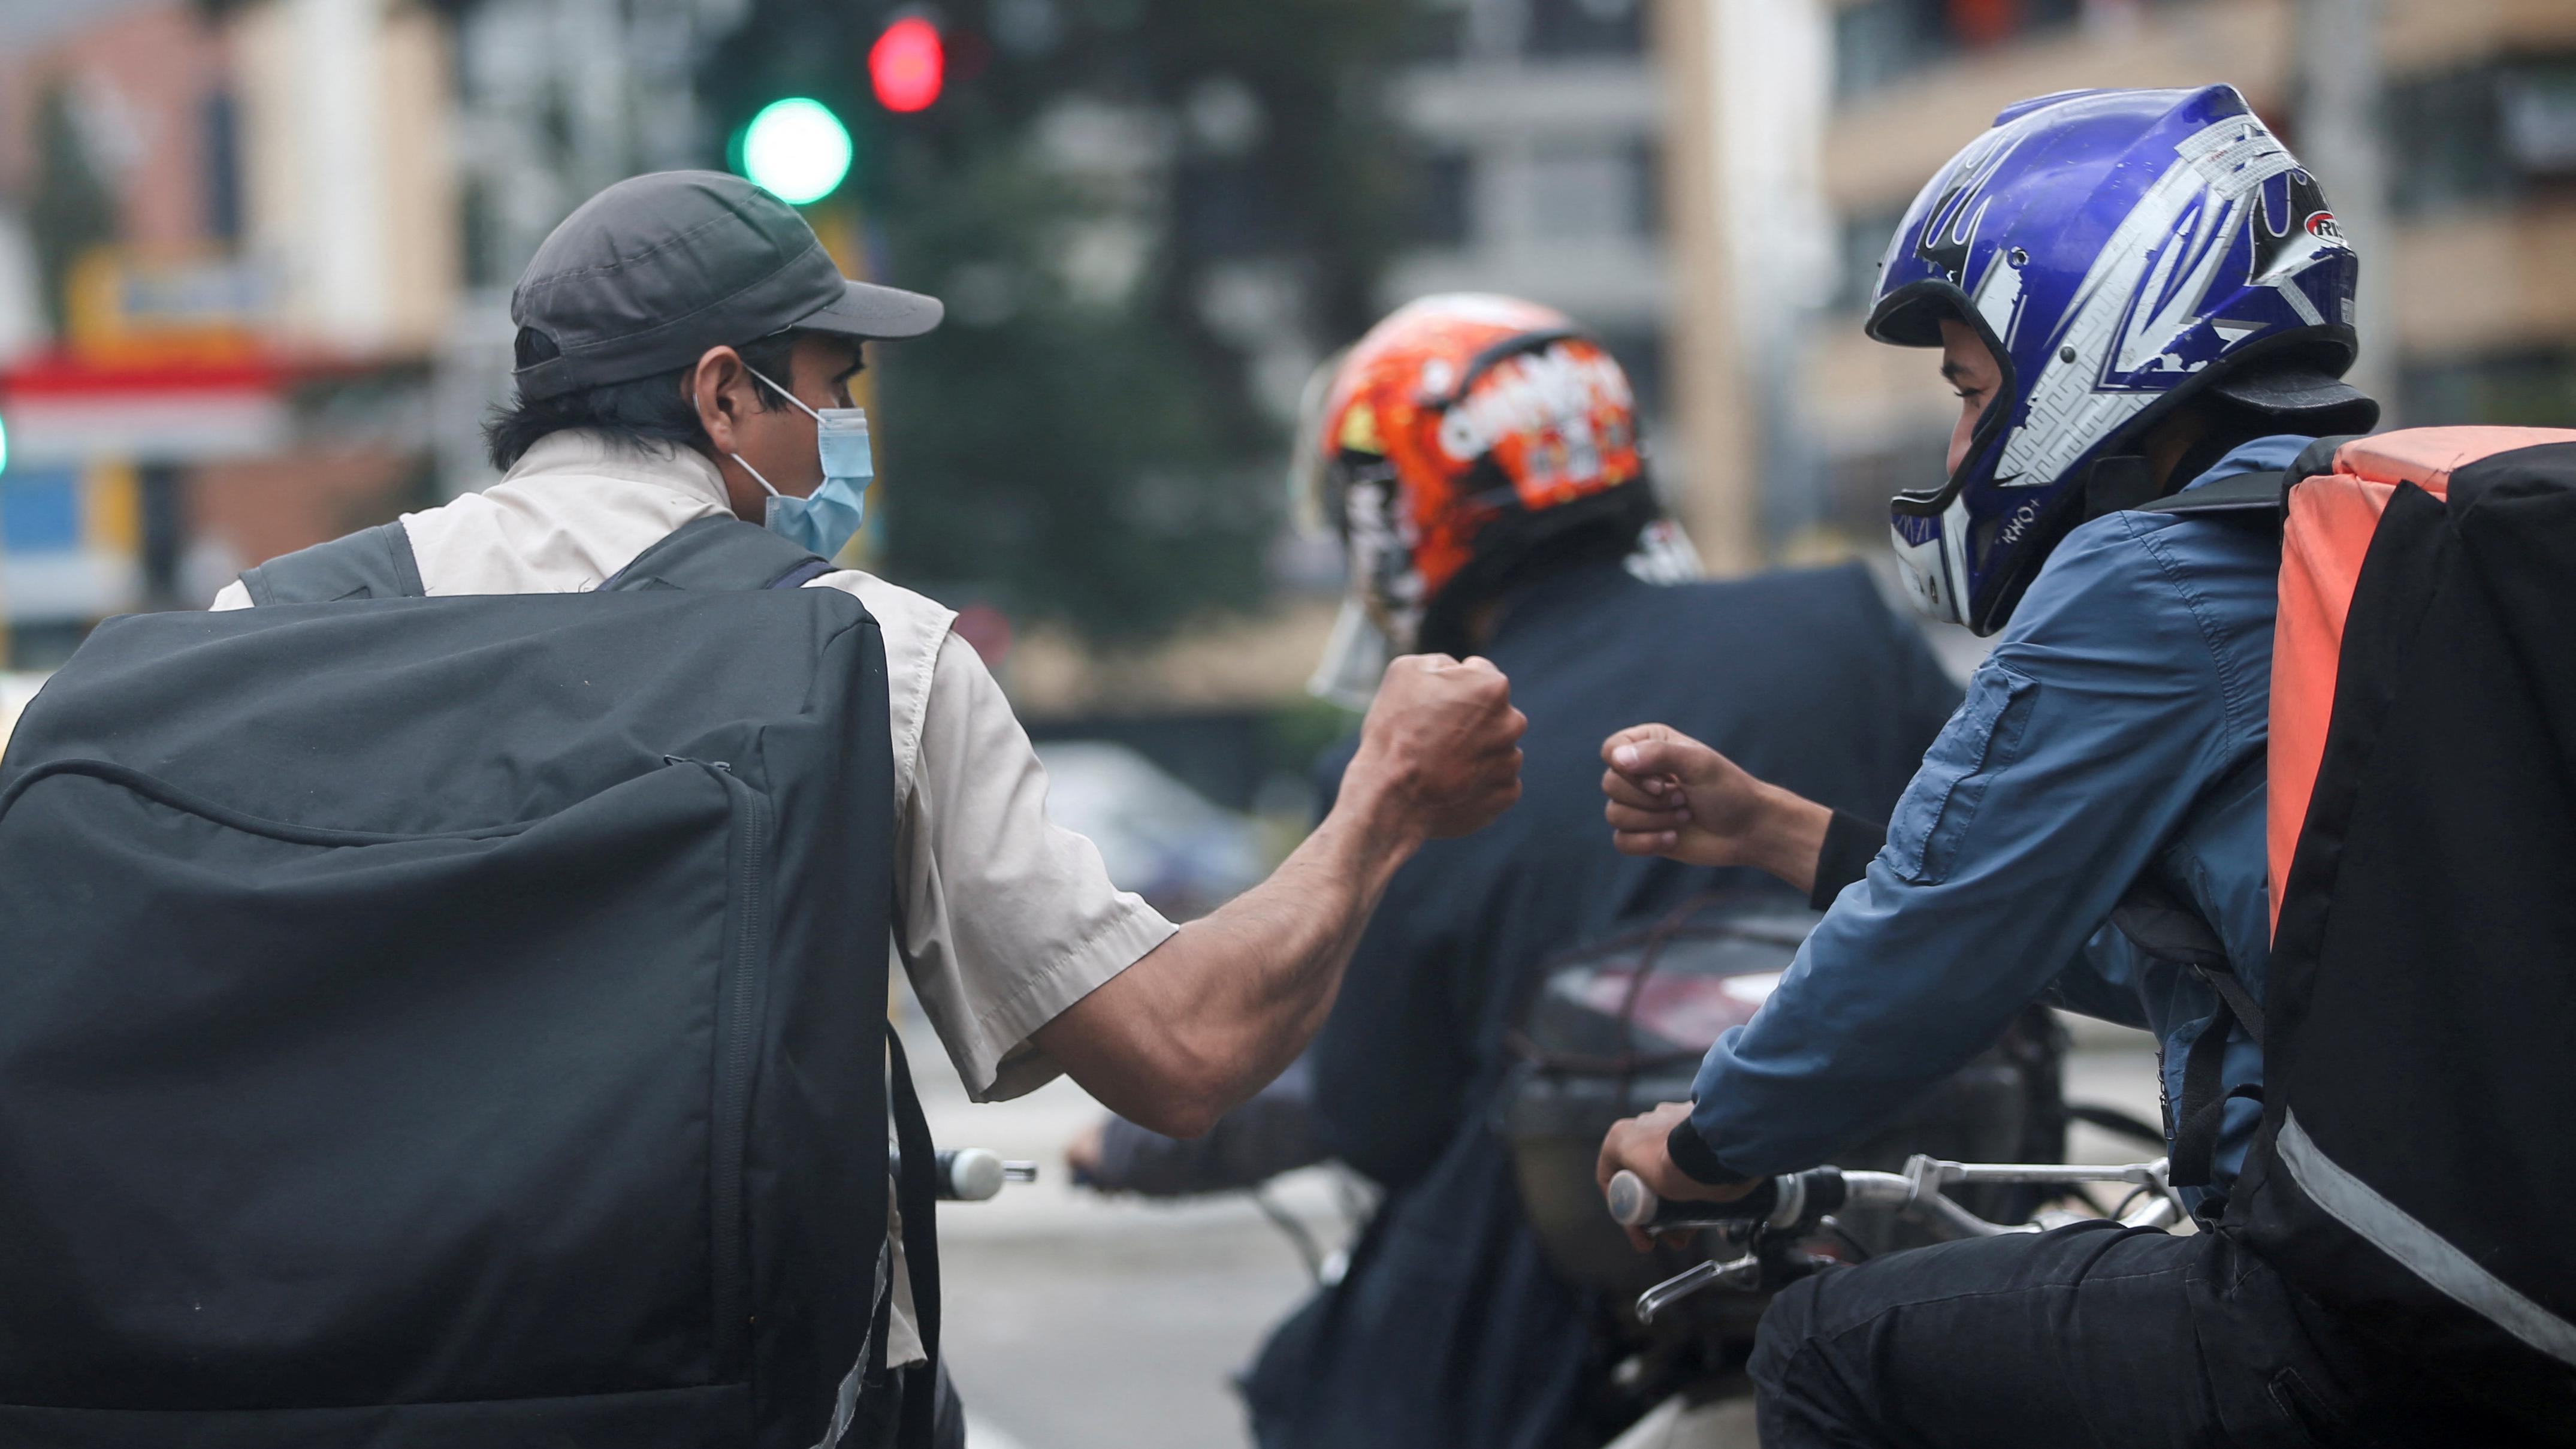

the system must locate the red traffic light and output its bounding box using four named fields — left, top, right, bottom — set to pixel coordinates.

left=870, top=17, right=944, bottom=113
